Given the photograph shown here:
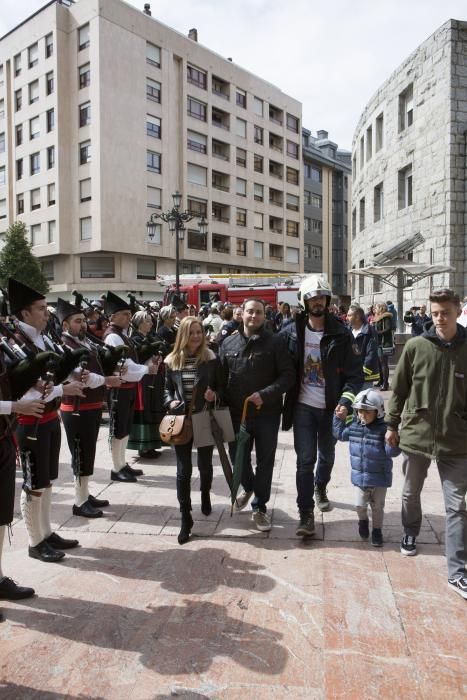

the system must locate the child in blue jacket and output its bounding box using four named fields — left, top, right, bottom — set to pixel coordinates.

left=333, top=389, right=401, bottom=546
